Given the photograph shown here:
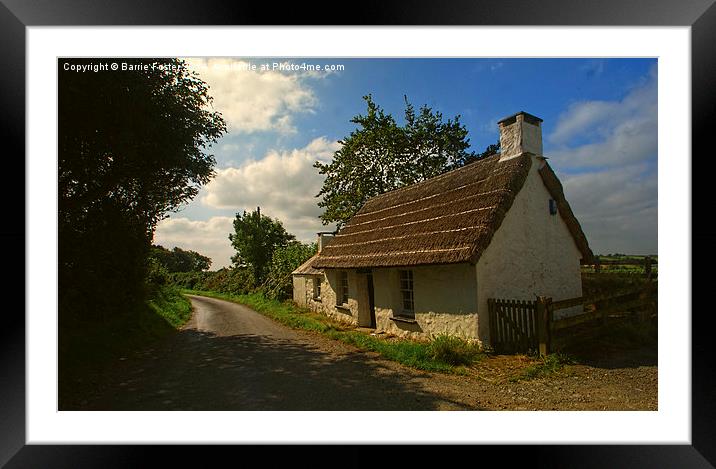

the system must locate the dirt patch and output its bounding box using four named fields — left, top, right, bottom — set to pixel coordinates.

left=298, top=326, right=657, bottom=411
